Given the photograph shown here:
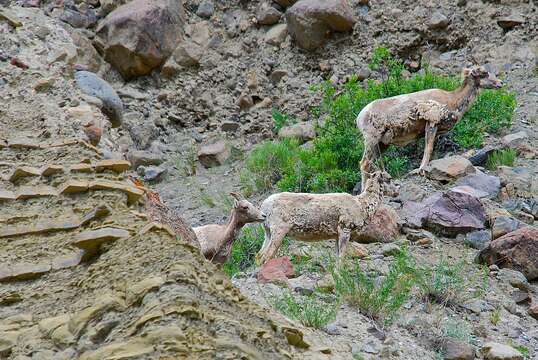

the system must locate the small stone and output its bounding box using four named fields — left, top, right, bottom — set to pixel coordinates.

left=73, top=228, right=130, bottom=255
left=319, top=61, right=331, bottom=72
left=482, top=342, right=524, bottom=360
left=362, top=340, right=380, bottom=354
left=425, top=155, right=475, bottom=182
left=236, top=93, right=254, bottom=110
left=317, top=273, right=334, bottom=292
left=496, top=268, right=530, bottom=291
left=428, top=11, right=449, bottom=29
left=40, top=165, right=64, bottom=177
left=197, top=140, right=230, bottom=168
left=143, top=166, right=167, bottom=182
left=95, top=159, right=131, bottom=173
left=381, top=243, right=401, bottom=257
left=491, top=216, right=521, bottom=239
left=270, top=69, right=288, bottom=83
left=197, top=0, right=214, bottom=18
left=8, top=166, right=41, bottom=183
left=257, top=3, right=282, bottom=25
left=528, top=303, right=538, bottom=320
left=511, top=289, right=530, bottom=304
left=127, top=150, right=164, bottom=169
left=346, top=243, right=369, bottom=258
left=464, top=230, right=491, bottom=250
left=497, top=14, right=525, bottom=30
left=221, top=121, right=240, bottom=132
left=264, top=23, right=288, bottom=45
left=322, top=323, right=341, bottom=335
left=501, top=131, right=528, bottom=148
left=356, top=67, right=371, bottom=81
